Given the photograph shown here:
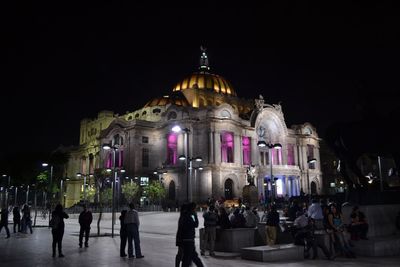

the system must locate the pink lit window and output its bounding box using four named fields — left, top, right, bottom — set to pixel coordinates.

left=271, top=148, right=282, bottom=165
left=105, top=152, right=112, bottom=168
left=221, top=131, right=234, bottom=163
left=287, top=144, right=295, bottom=165
left=242, top=136, right=251, bottom=165
left=166, top=133, right=178, bottom=165
left=118, top=150, right=124, bottom=167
